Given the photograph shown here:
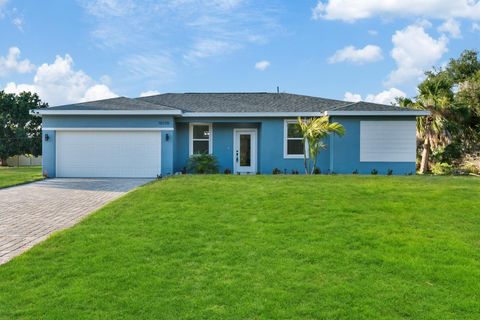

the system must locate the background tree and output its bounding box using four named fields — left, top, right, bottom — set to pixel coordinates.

left=446, top=50, right=480, bottom=156
left=0, top=91, right=48, bottom=165
left=399, top=49, right=480, bottom=173
left=415, top=70, right=454, bottom=173
left=297, top=116, right=345, bottom=174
